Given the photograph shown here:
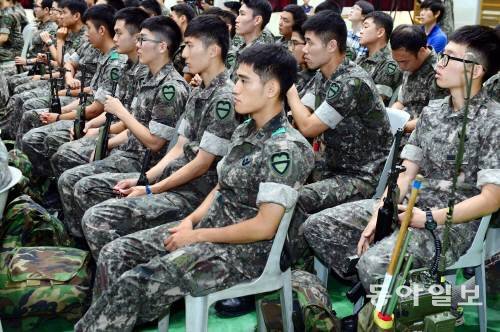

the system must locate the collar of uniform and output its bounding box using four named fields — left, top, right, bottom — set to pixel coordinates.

left=239, top=111, right=288, bottom=144
left=328, top=56, right=351, bottom=81
left=98, top=47, right=118, bottom=65
left=442, top=89, right=489, bottom=120
left=359, top=45, right=390, bottom=64
left=196, top=70, right=229, bottom=99
left=410, top=47, right=436, bottom=78
left=142, top=62, right=175, bottom=87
